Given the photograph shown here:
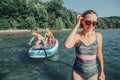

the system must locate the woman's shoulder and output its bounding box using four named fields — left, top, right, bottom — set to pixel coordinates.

left=76, top=32, right=81, bottom=41
left=95, top=32, right=102, bottom=38
left=95, top=32, right=102, bottom=42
